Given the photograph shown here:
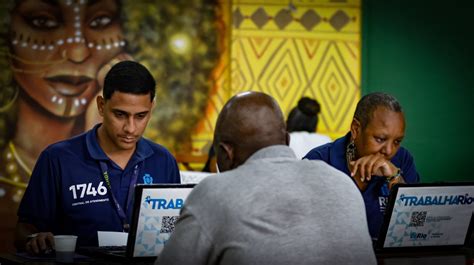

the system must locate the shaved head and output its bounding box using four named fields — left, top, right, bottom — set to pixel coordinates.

left=213, top=91, right=288, bottom=172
